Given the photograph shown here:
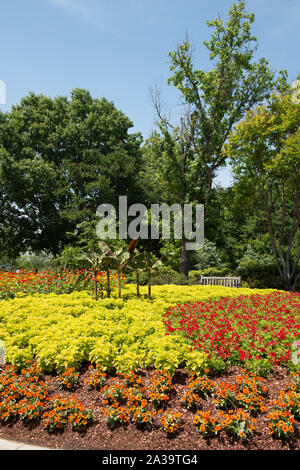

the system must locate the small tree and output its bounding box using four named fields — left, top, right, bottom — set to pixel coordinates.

left=100, top=241, right=130, bottom=298
left=128, top=250, right=144, bottom=297
left=73, top=220, right=110, bottom=300
left=143, top=252, right=162, bottom=299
